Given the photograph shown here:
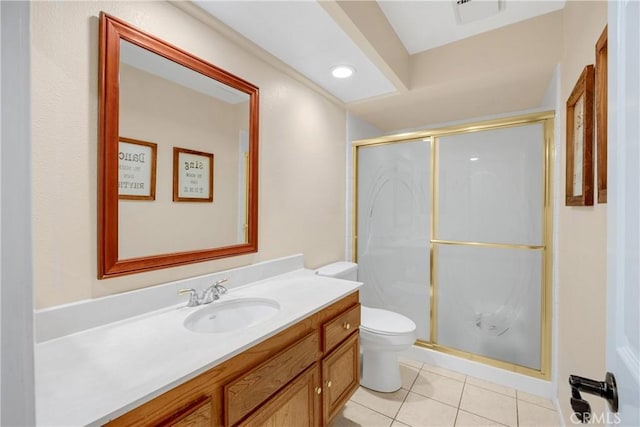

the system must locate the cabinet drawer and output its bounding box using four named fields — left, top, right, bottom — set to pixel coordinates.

left=156, top=396, right=211, bottom=427
left=225, top=330, right=320, bottom=426
left=238, top=364, right=321, bottom=427
left=322, top=304, right=360, bottom=353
